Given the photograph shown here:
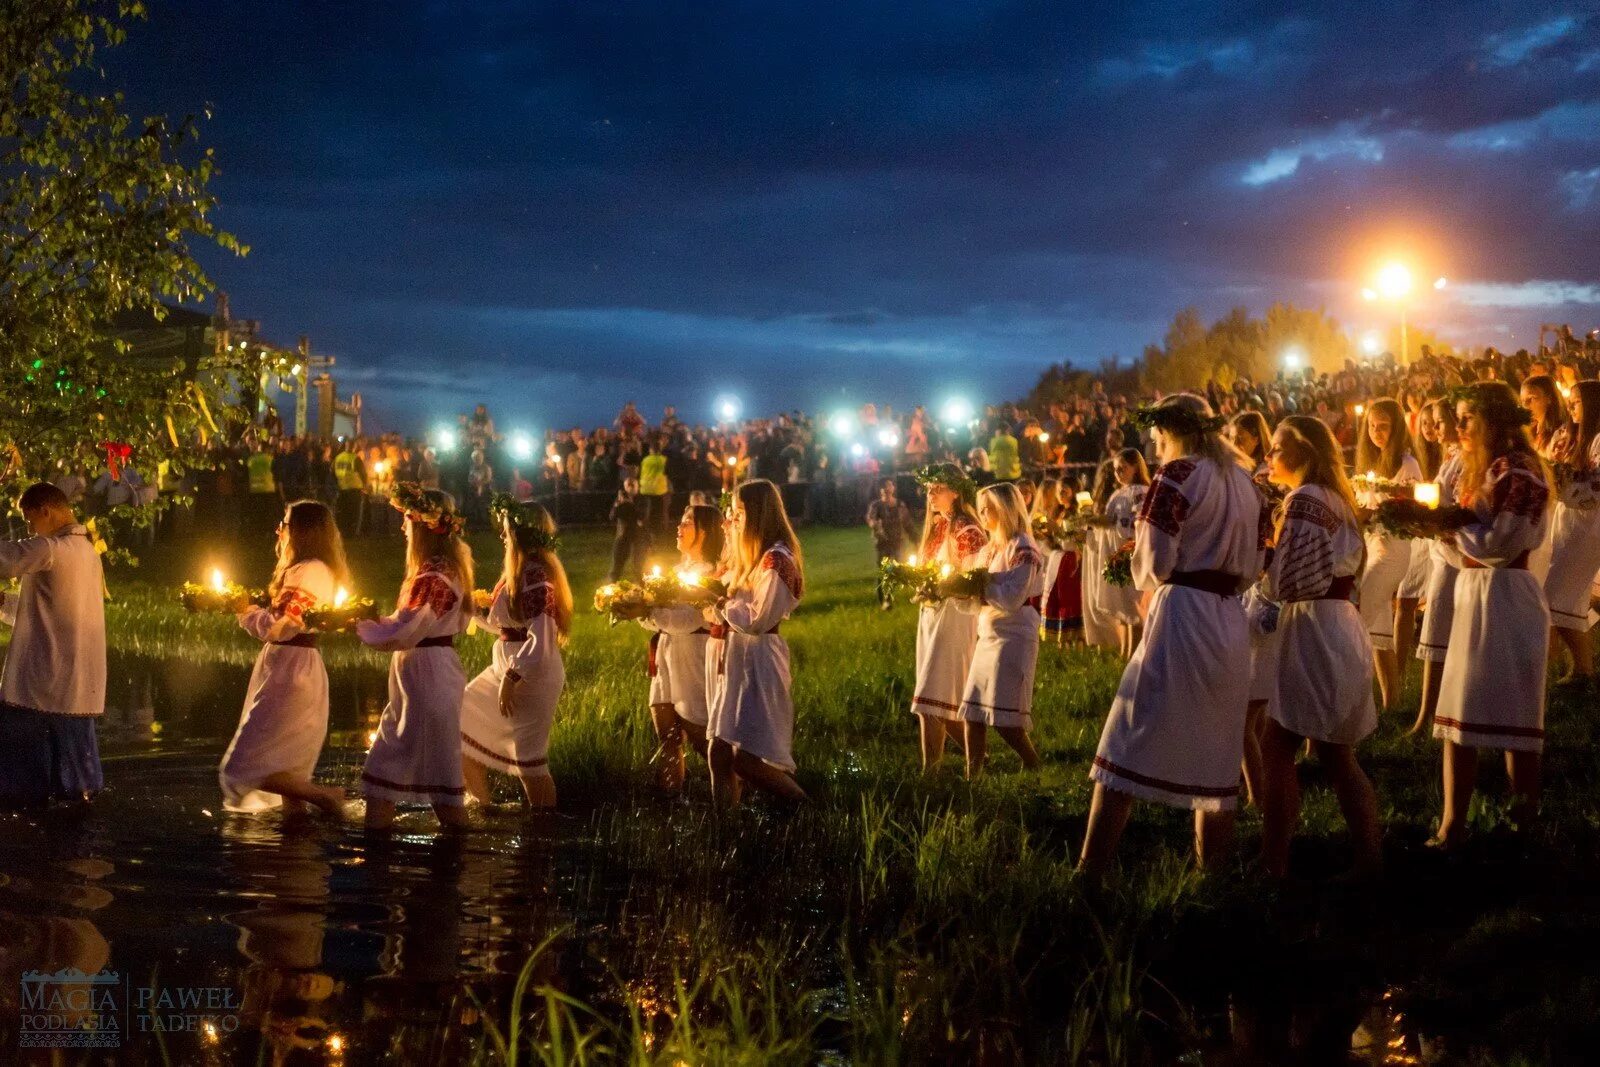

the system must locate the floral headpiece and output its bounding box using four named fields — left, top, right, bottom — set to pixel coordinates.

left=489, top=492, right=561, bottom=552
left=389, top=481, right=465, bottom=536
left=1126, top=403, right=1227, bottom=437
left=1443, top=384, right=1534, bottom=427
left=912, top=462, right=976, bottom=503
